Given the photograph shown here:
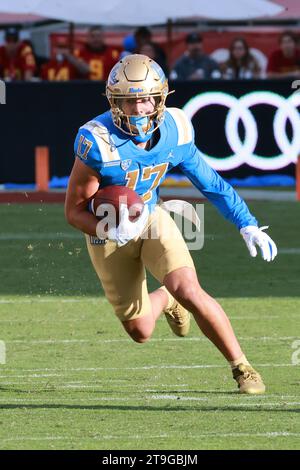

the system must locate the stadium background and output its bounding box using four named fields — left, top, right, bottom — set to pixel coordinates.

left=1, top=20, right=300, bottom=189
left=0, top=79, right=297, bottom=186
